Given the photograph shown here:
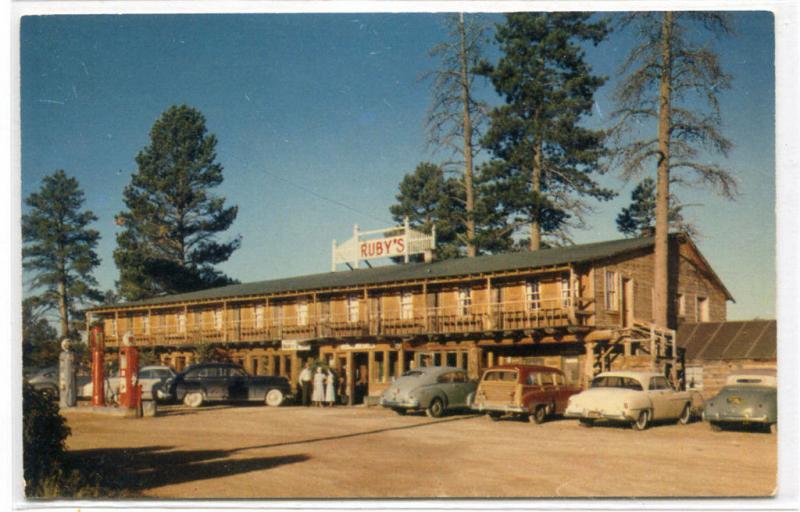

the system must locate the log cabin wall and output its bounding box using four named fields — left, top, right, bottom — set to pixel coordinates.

left=684, top=359, right=776, bottom=399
